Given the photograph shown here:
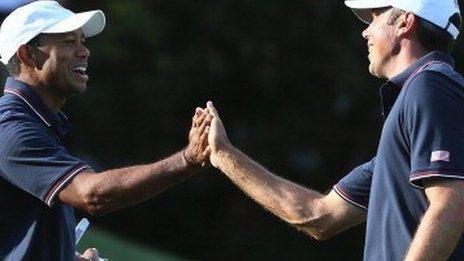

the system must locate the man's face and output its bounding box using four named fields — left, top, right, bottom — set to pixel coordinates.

left=362, top=8, right=400, bottom=78
left=35, top=29, right=90, bottom=97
